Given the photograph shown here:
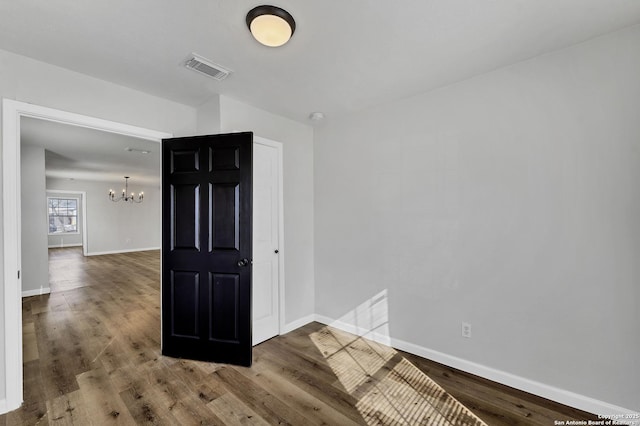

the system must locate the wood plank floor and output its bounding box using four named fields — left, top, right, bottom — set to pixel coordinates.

left=0, top=247, right=599, bottom=425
